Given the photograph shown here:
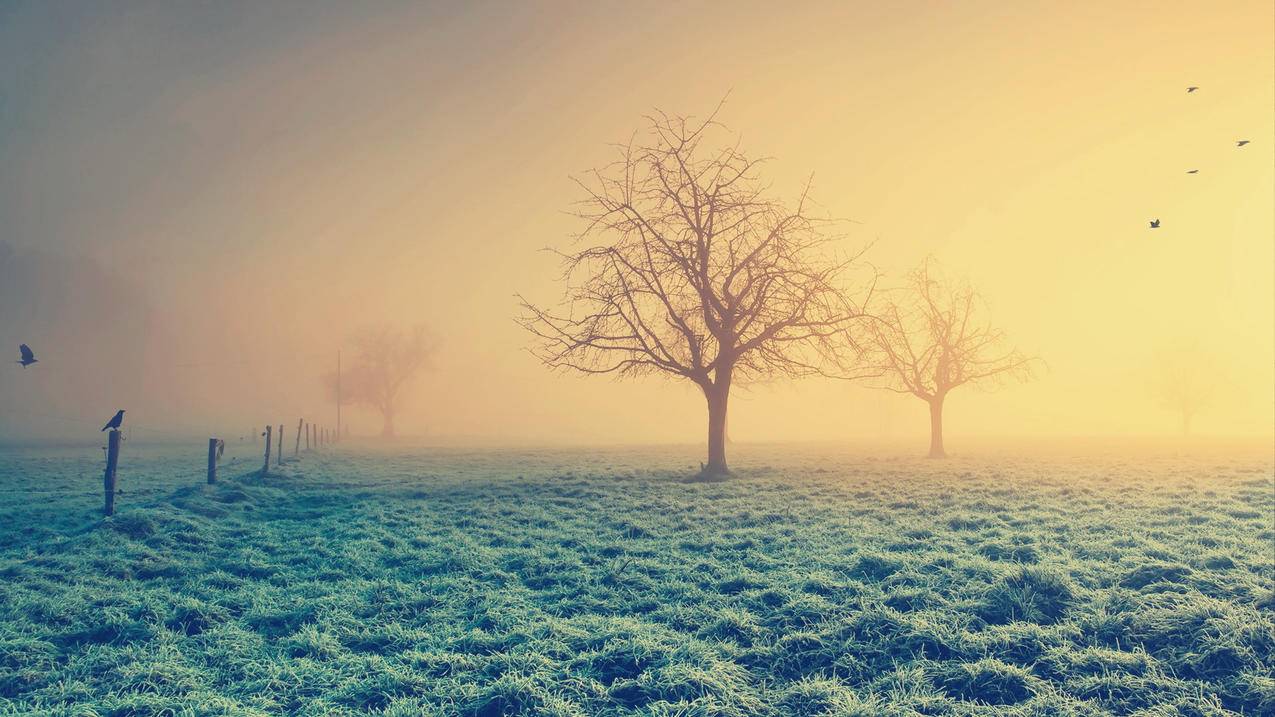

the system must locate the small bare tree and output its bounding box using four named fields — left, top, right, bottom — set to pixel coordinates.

left=1155, top=344, right=1214, bottom=436
left=324, top=325, right=433, bottom=438
left=866, top=260, right=1036, bottom=457
left=518, top=108, right=874, bottom=478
